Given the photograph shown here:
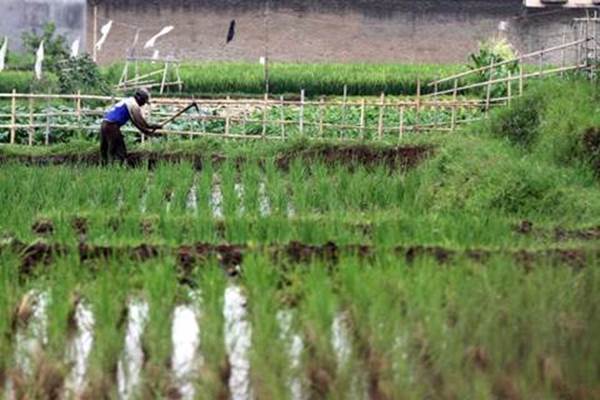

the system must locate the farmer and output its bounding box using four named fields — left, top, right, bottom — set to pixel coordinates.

left=100, top=88, right=163, bottom=164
